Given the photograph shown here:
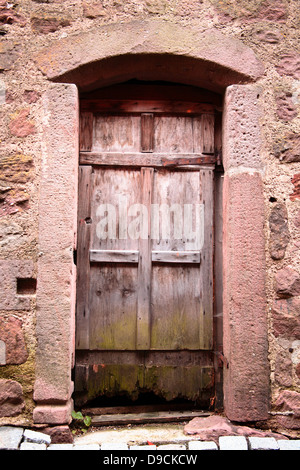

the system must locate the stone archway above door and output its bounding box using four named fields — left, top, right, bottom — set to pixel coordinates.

left=34, top=19, right=264, bottom=93
left=33, top=19, right=269, bottom=425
